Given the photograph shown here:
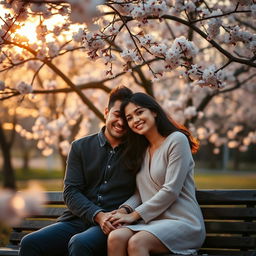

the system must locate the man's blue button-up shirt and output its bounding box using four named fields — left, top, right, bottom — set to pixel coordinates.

left=59, top=128, right=136, bottom=225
